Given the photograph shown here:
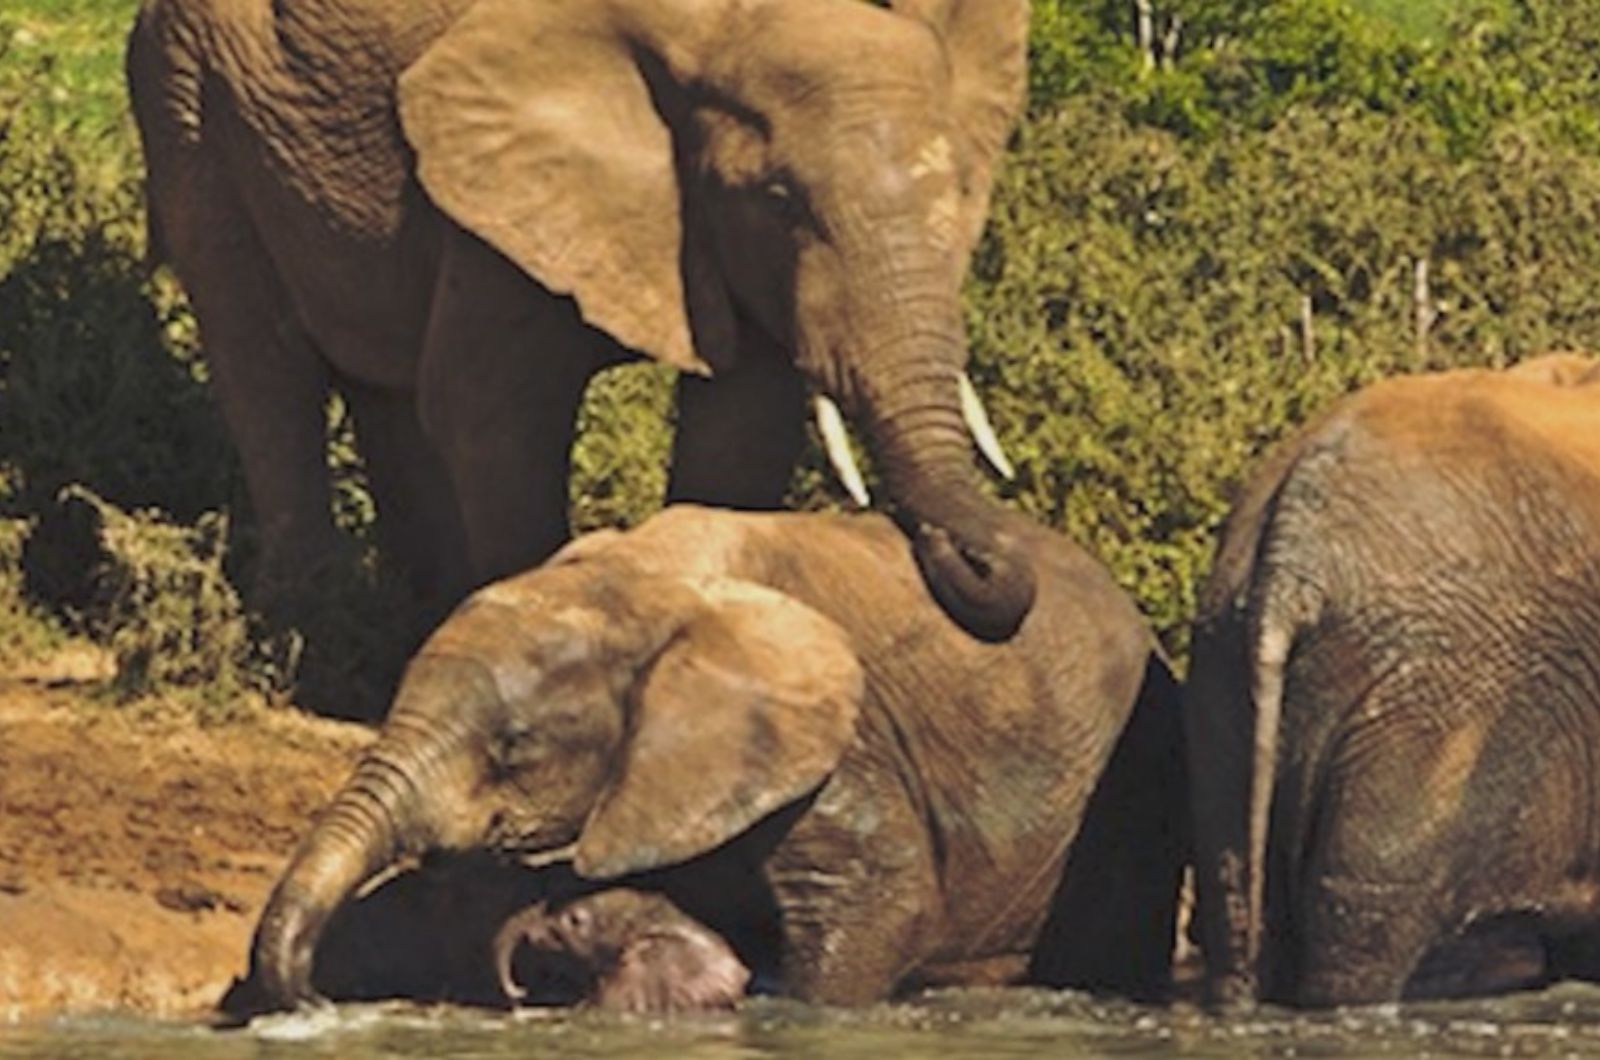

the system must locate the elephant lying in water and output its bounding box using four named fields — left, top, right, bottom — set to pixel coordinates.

left=494, top=888, right=750, bottom=1013
left=1187, top=355, right=1600, bottom=1008
left=230, top=505, right=1184, bottom=1011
